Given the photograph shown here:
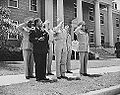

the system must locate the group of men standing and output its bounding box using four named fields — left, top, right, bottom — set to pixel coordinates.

left=8, top=17, right=89, bottom=82
left=16, top=17, right=73, bottom=81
